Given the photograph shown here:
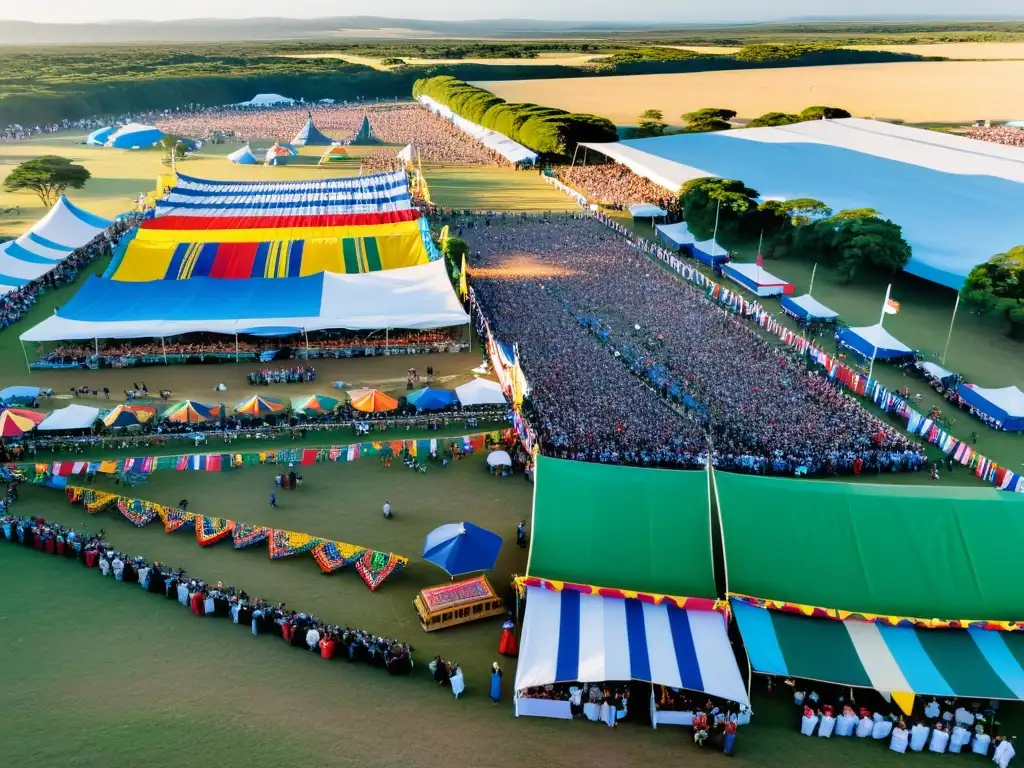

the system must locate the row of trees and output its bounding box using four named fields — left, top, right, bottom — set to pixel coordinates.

left=636, top=105, right=852, bottom=137
left=412, top=75, right=617, bottom=156
left=680, top=177, right=911, bottom=284
left=963, top=248, right=1024, bottom=340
